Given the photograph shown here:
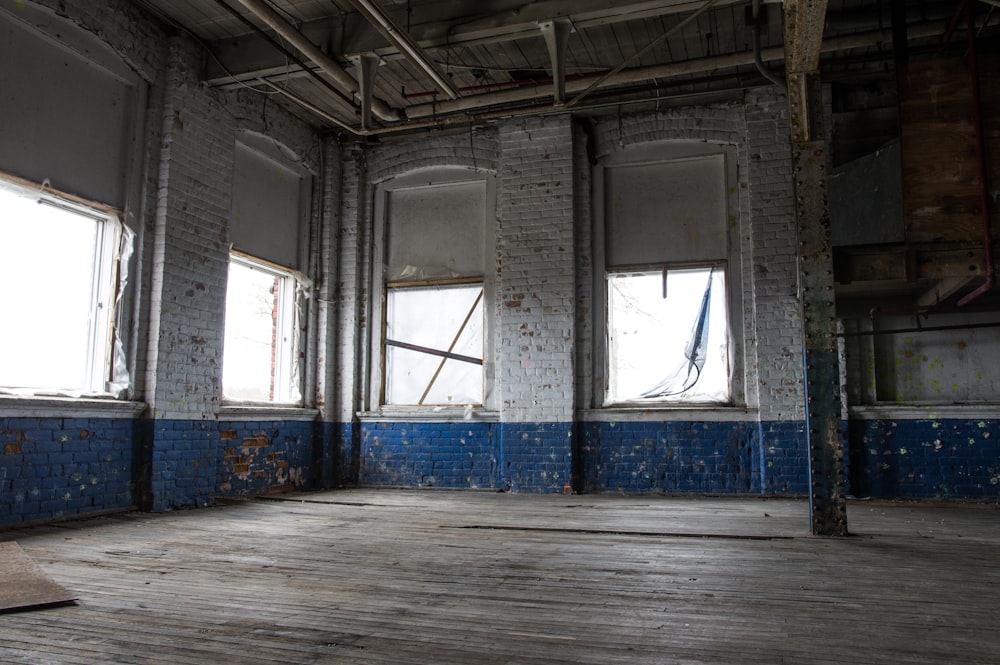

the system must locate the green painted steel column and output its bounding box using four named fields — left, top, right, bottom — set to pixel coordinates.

left=782, top=0, right=848, bottom=536
left=787, top=69, right=848, bottom=536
